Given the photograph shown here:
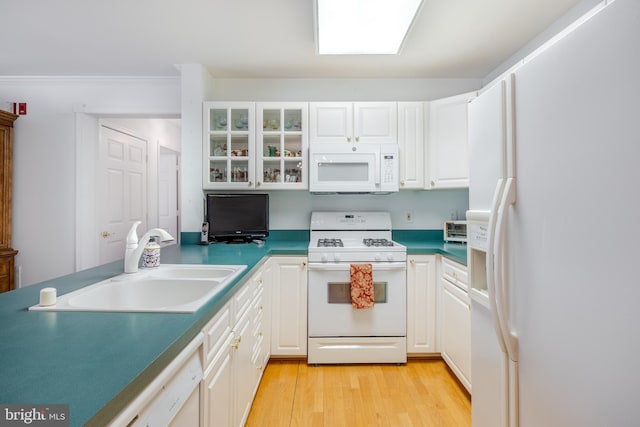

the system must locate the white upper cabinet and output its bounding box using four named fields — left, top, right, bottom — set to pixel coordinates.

left=203, top=102, right=308, bottom=190
left=203, top=102, right=256, bottom=190
left=256, top=103, right=309, bottom=190
left=427, top=91, right=477, bottom=189
left=397, top=102, right=425, bottom=189
left=310, top=102, right=397, bottom=144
